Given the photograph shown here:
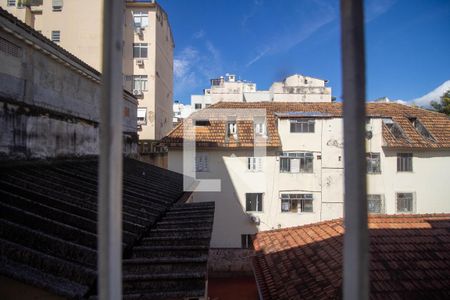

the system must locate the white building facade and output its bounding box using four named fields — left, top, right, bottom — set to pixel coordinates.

left=191, top=74, right=333, bottom=111
left=165, top=102, right=450, bottom=249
